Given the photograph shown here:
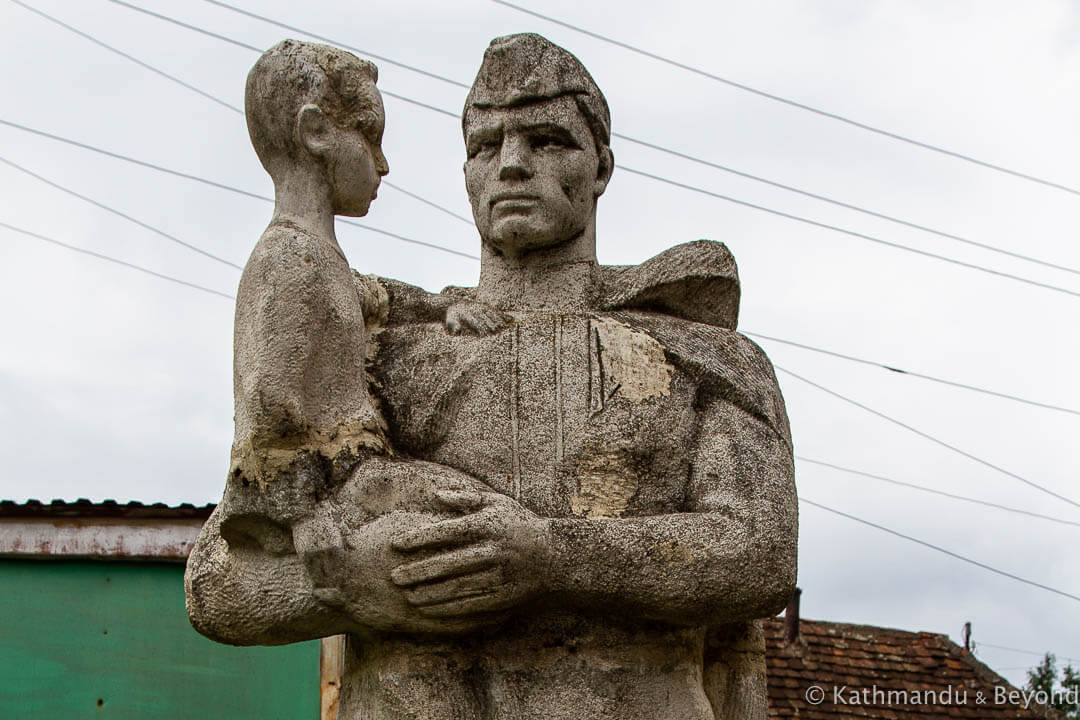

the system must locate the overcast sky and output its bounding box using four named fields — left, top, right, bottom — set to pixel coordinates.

left=1, top=0, right=1078, bottom=688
